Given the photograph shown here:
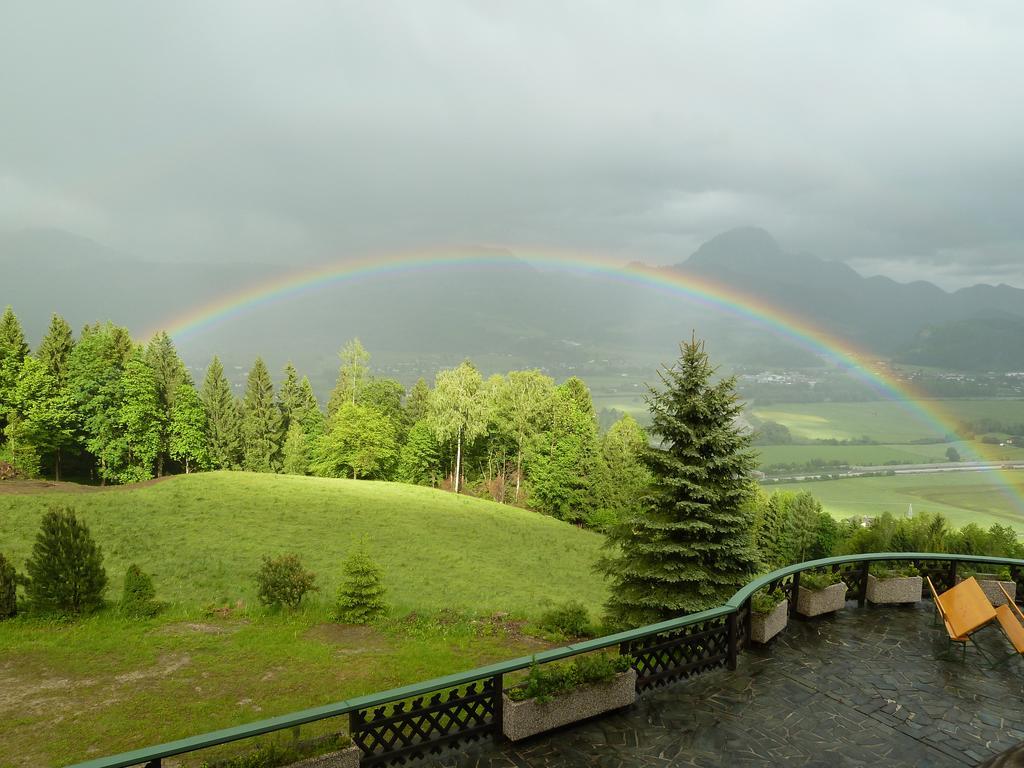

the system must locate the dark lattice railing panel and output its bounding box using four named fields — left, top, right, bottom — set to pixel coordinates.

left=737, top=602, right=751, bottom=652
left=912, top=559, right=956, bottom=595
left=1010, top=566, right=1024, bottom=606
left=831, top=563, right=864, bottom=595
left=625, top=617, right=729, bottom=690
left=350, top=678, right=499, bottom=767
